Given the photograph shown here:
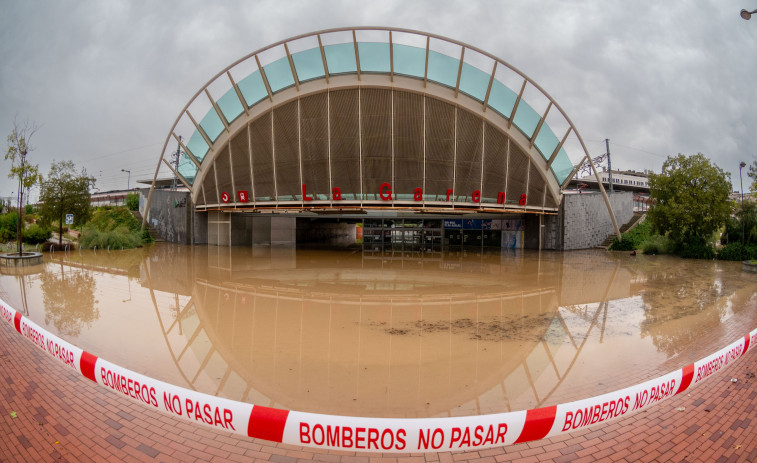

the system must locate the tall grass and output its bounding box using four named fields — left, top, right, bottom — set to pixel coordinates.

left=78, top=207, right=148, bottom=249
left=640, top=234, right=673, bottom=255
left=609, top=220, right=651, bottom=251
left=78, top=225, right=141, bottom=249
